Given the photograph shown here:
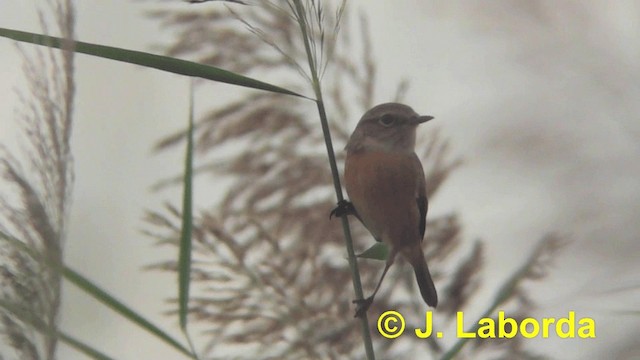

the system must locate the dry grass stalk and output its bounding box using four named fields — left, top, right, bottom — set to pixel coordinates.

left=0, top=1, right=76, bottom=359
